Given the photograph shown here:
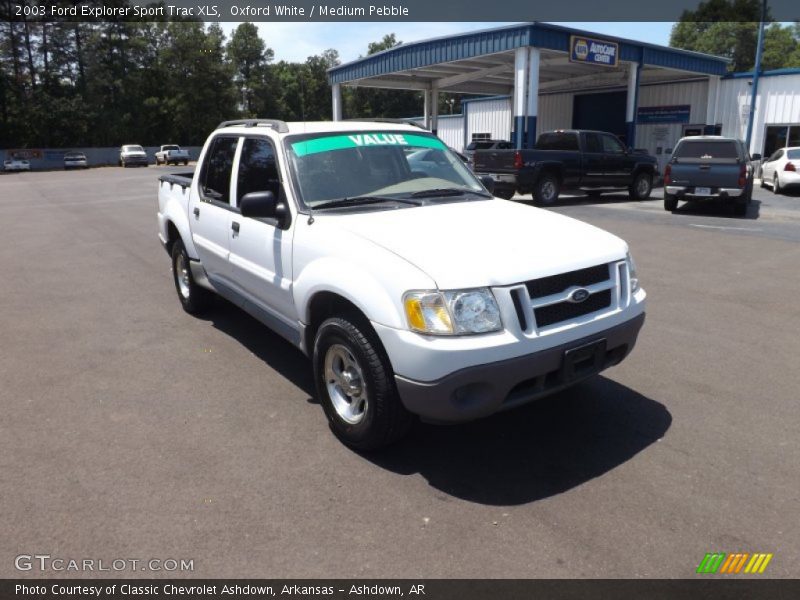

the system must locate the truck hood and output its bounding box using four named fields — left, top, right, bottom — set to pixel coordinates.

left=329, top=199, right=628, bottom=289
